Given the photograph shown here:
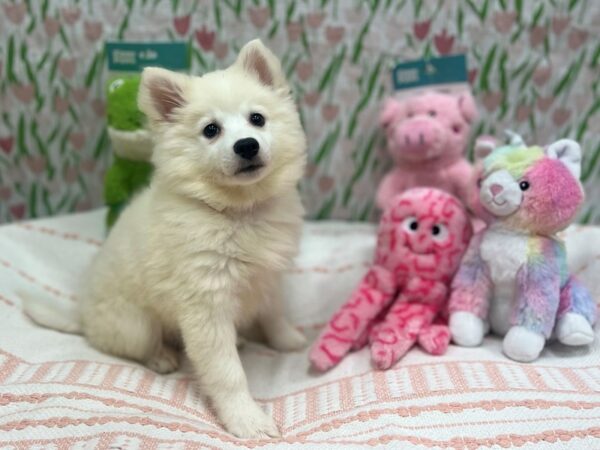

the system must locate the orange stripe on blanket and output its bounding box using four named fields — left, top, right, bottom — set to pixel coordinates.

left=0, top=258, right=76, bottom=301
left=17, top=223, right=103, bottom=246
left=293, top=399, right=600, bottom=437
